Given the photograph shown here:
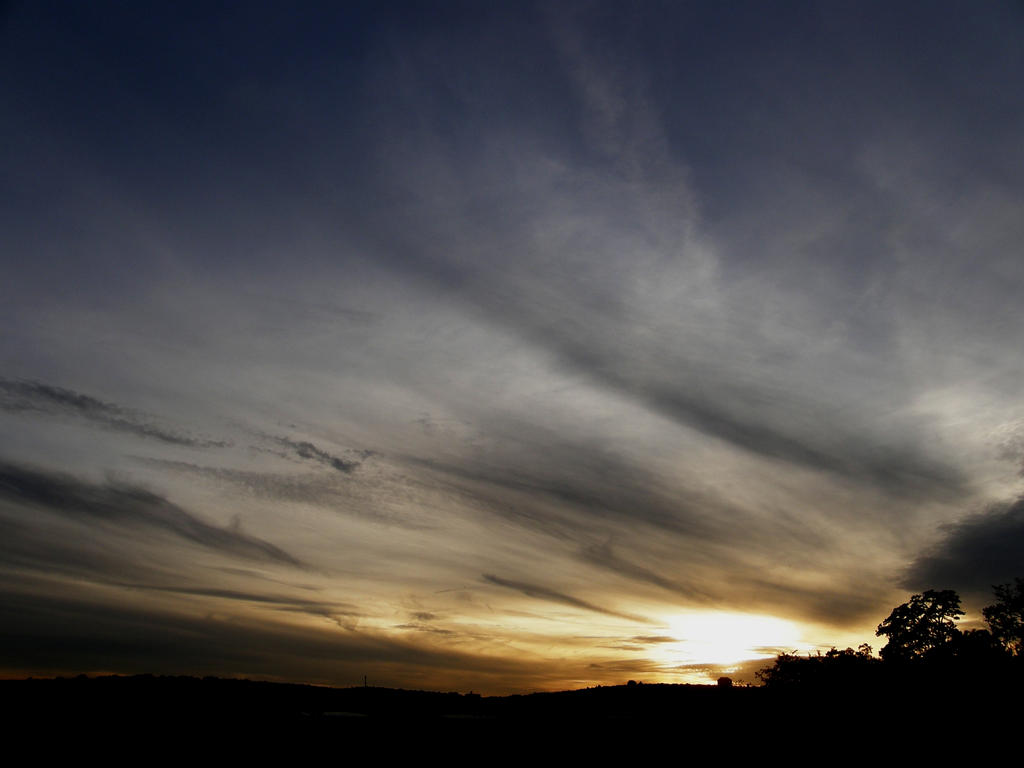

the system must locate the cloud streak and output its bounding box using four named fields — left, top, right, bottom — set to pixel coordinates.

left=580, top=543, right=712, bottom=601
left=0, top=461, right=302, bottom=567
left=0, top=379, right=228, bottom=448
left=482, top=574, right=651, bottom=624
left=275, top=436, right=368, bottom=474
